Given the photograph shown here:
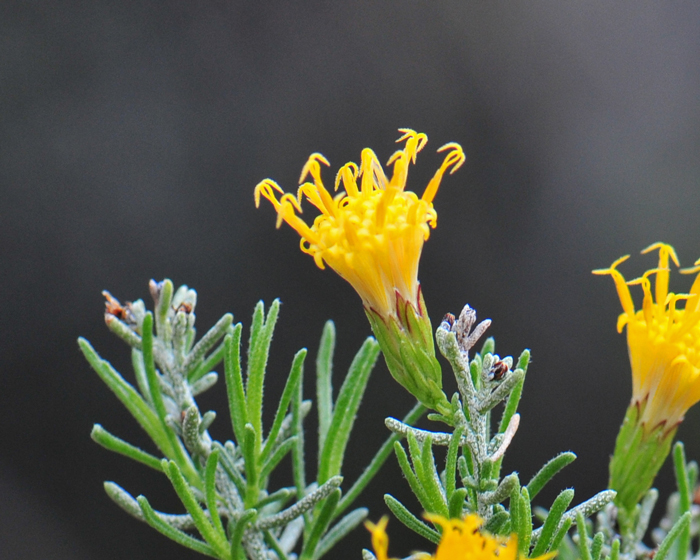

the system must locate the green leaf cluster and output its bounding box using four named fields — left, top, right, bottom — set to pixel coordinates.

left=81, top=279, right=422, bottom=560
left=383, top=307, right=615, bottom=558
